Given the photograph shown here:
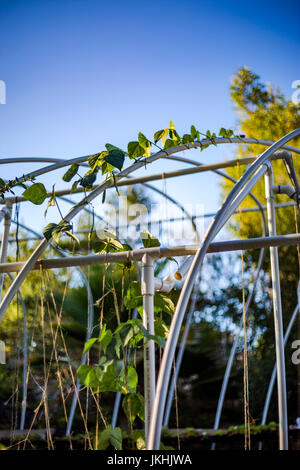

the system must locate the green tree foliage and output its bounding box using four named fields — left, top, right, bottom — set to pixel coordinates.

left=221, top=67, right=300, bottom=422
left=223, top=66, right=300, bottom=304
